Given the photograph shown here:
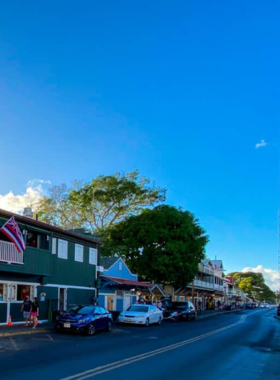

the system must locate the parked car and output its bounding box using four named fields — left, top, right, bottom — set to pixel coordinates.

left=56, top=305, right=113, bottom=335
left=277, top=305, right=280, bottom=316
left=245, top=302, right=255, bottom=309
left=164, top=301, right=196, bottom=321
left=117, top=304, right=163, bottom=326
left=261, top=303, right=270, bottom=308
